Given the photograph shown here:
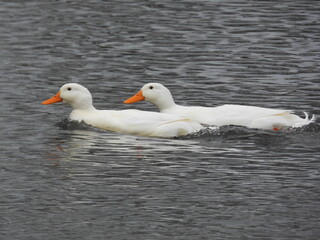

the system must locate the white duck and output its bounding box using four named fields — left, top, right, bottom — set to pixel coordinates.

left=124, top=83, right=315, bottom=130
left=42, top=83, right=203, bottom=138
